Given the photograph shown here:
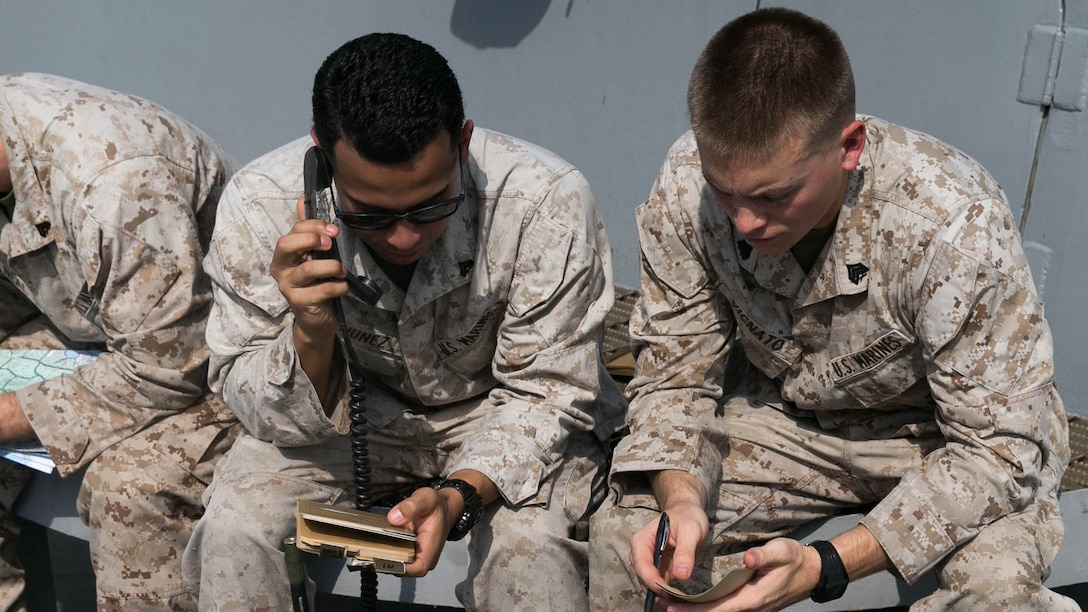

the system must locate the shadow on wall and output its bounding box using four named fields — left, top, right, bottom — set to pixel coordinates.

left=450, top=0, right=554, bottom=48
